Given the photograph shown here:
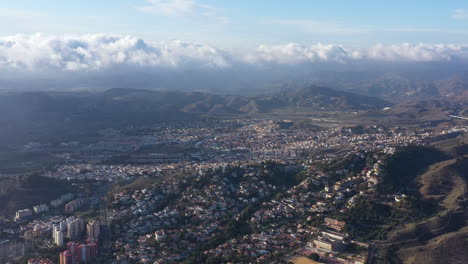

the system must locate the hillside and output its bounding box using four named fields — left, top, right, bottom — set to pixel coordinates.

left=356, top=96, right=467, bottom=124
left=378, top=143, right=468, bottom=264
left=335, top=73, right=468, bottom=101
left=0, top=174, right=74, bottom=217
left=0, top=86, right=391, bottom=146
left=378, top=146, right=450, bottom=193
left=272, top=85, right=391, bottom=112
